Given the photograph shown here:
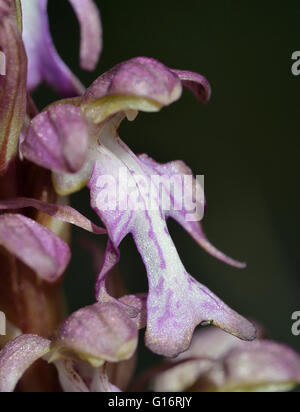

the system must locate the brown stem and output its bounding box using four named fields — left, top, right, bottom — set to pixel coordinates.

left=0, top=159, right=68, bottom=391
